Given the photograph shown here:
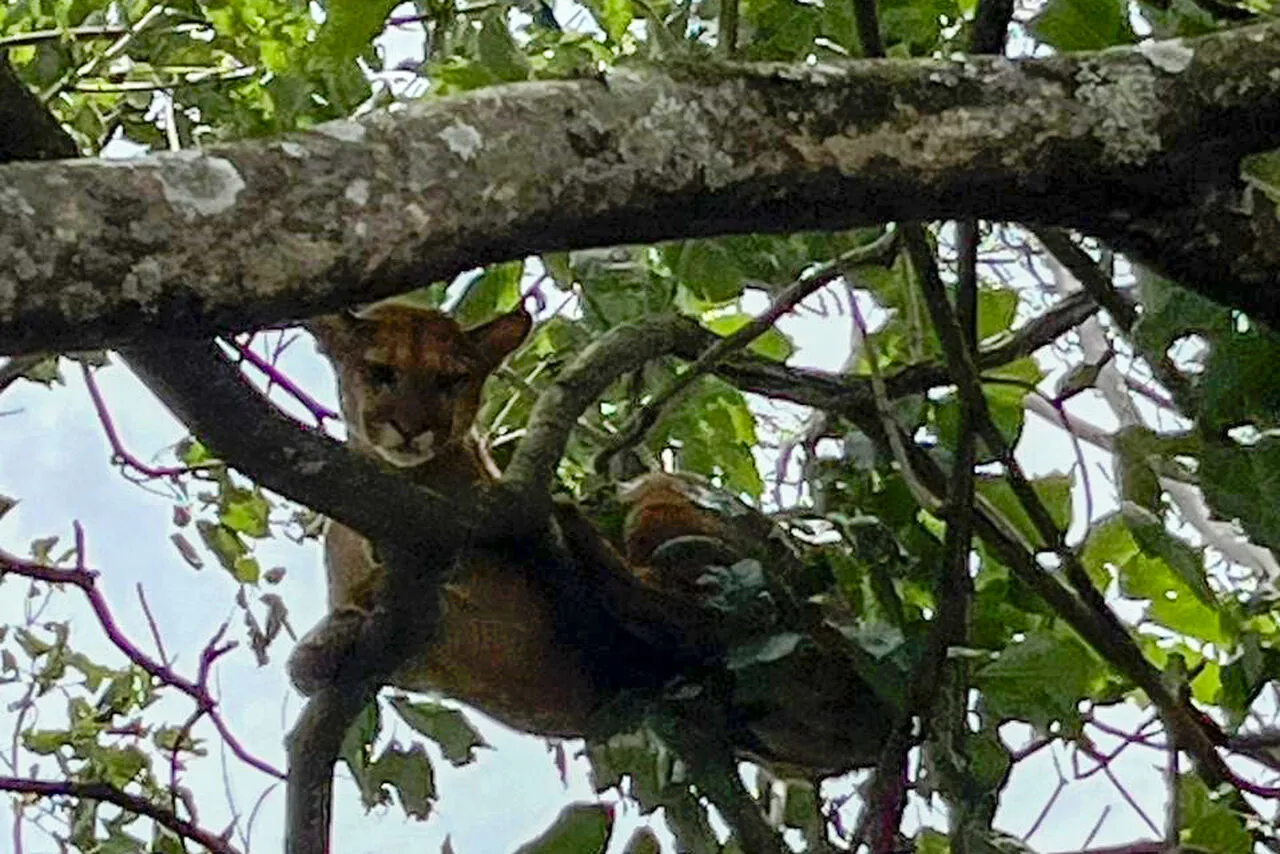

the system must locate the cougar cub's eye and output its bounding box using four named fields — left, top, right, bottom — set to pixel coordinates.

left=366, top=364, right=397, bottom=387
